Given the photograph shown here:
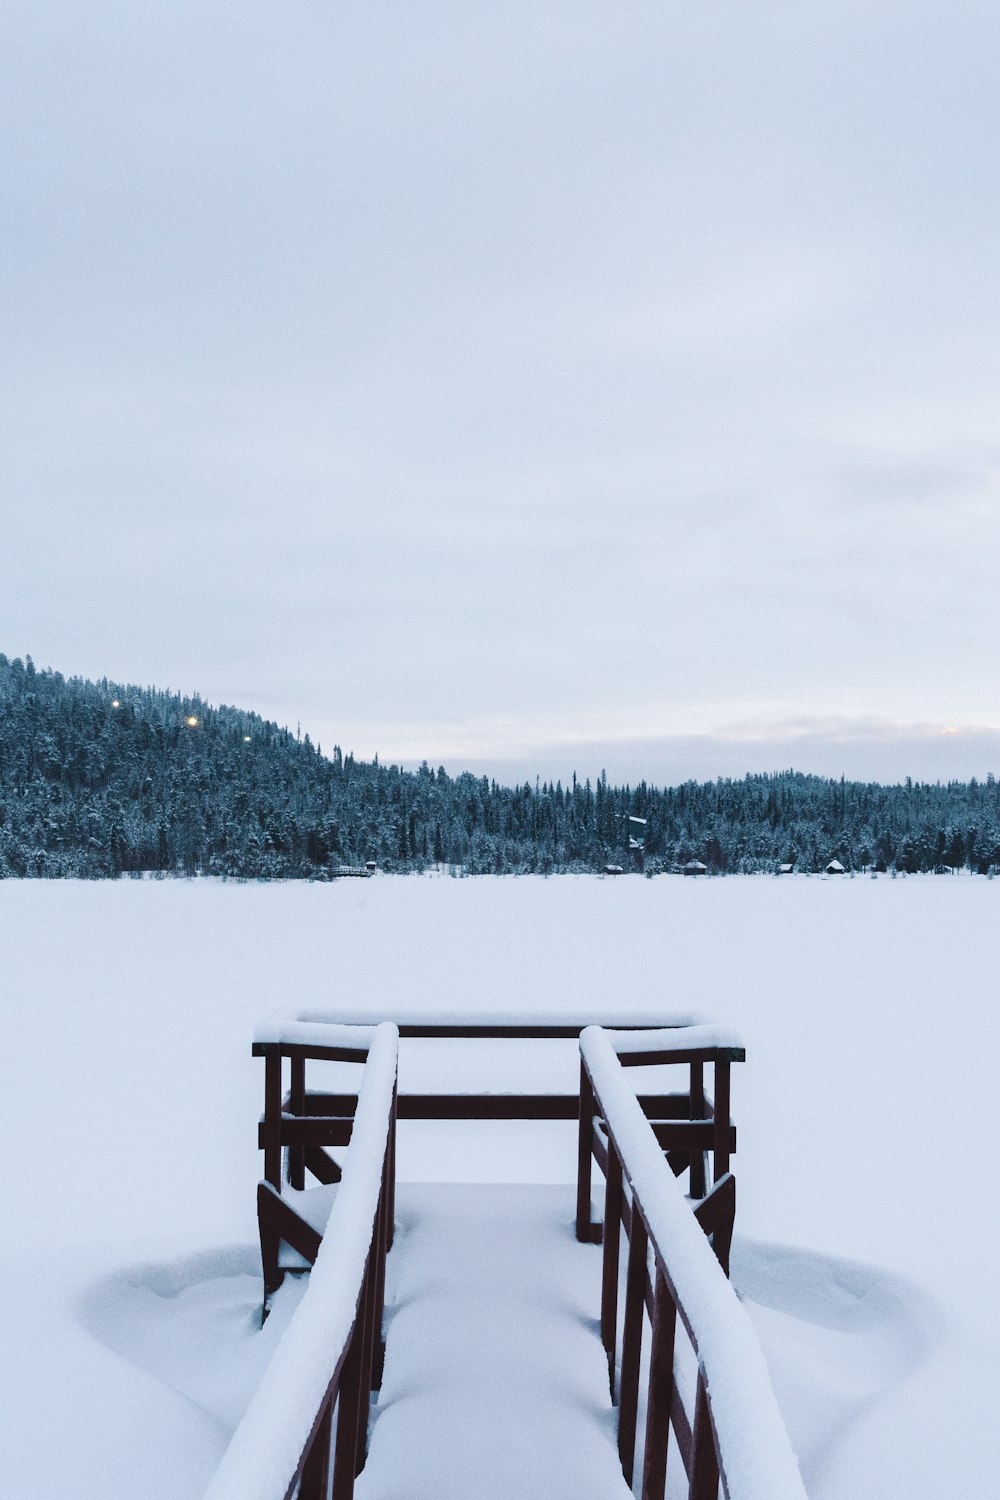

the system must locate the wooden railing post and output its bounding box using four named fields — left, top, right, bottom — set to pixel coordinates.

left=689, top=1060, right=707, bottom=1199
left=712, top=1059, right=731, bottom=1185
left=617, top=1206, right=649, bottom=1485
left=386, top=1082, right=397, bottom=1252
left=257, top=1183, right=286, bottom=1316
left=263, top=1050, right=283, bottom=1190
left=354, top=1250, right=377, bottom=1474
left=298, top=1397, right=333, bottom=1500
left=601, top=1143, right=623, bottom=1399
left=693, top=1172, right=736, bottom=1278
left=641, top=1268, right=678, bottom=1500
left=689, top=1371, right=721, bottom=1500
left=332, top=1300, right=366, bottom=1500
left=289, top=1054, right=306, bottom=1190
left=372, top=1159, right=389, bottom=1388
left=576, top=1060, right=597, bottom=1242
